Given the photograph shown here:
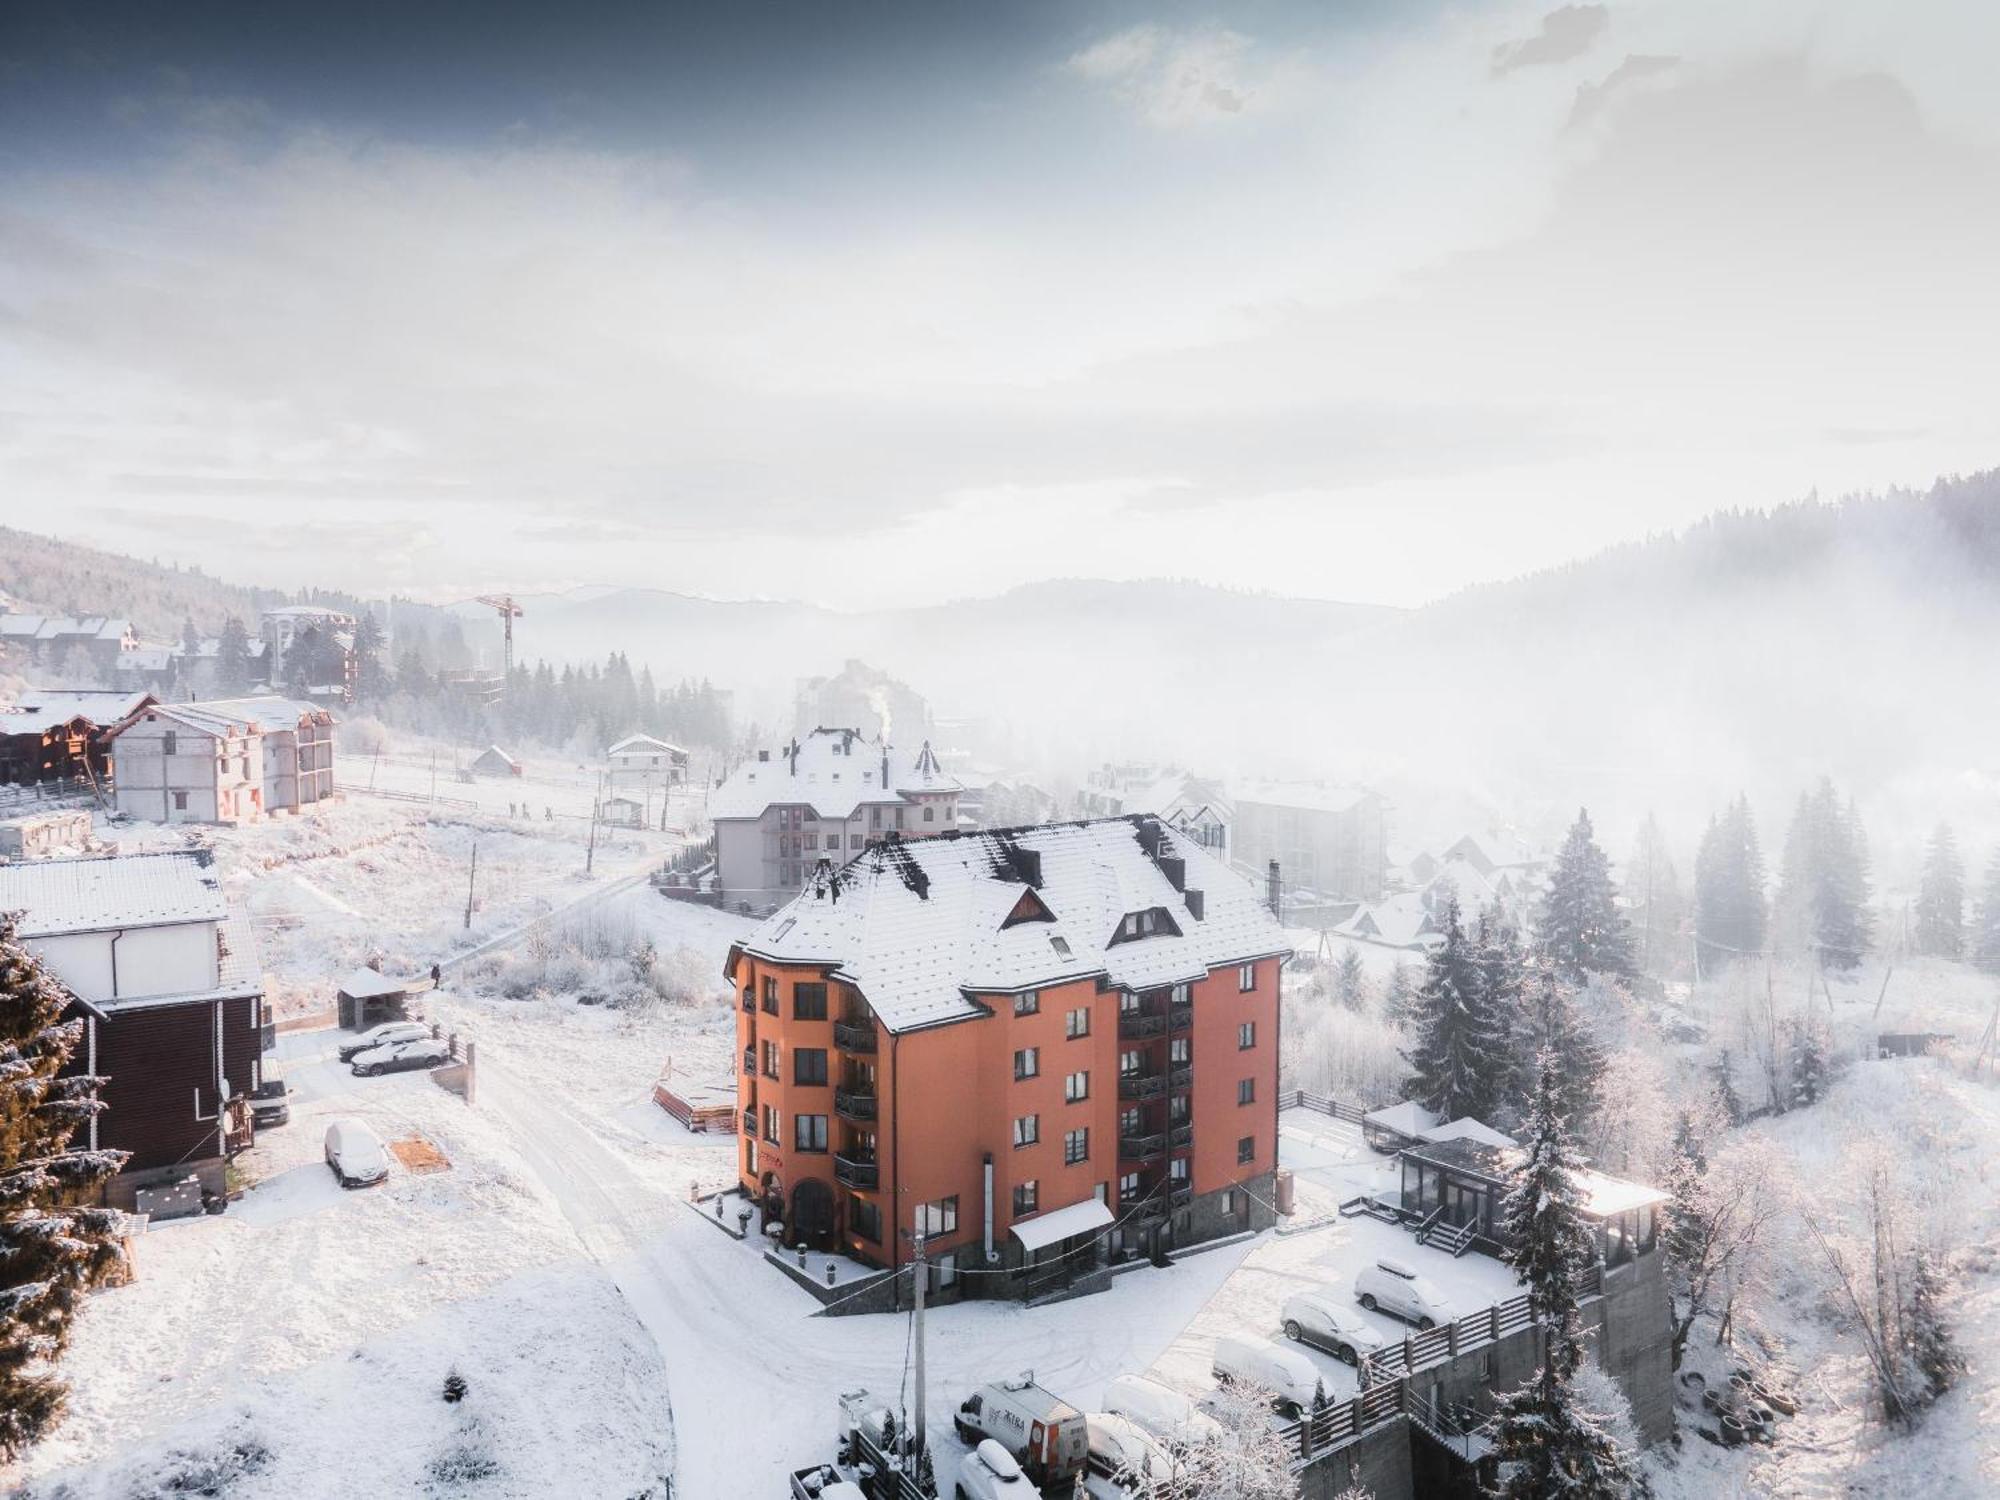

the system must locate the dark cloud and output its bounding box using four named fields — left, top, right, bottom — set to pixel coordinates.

left=1492, top=5, right=1610, bottom=76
